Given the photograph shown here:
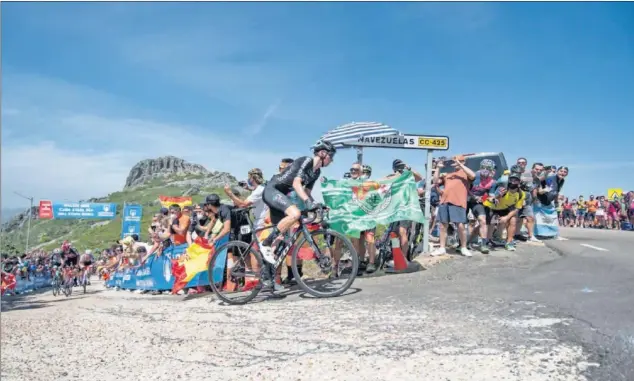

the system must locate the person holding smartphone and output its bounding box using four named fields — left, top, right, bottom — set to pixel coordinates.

left=431, top=155, right=476, bottom=257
